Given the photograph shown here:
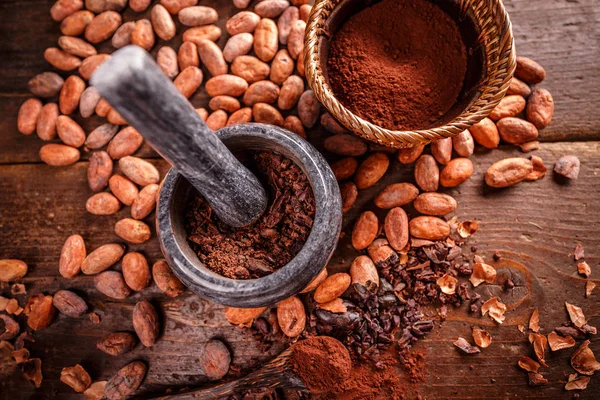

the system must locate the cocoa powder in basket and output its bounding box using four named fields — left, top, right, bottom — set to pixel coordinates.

left=327, top=0, right=467, bottom=131
left=185, top=152, right=315, bottom=279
